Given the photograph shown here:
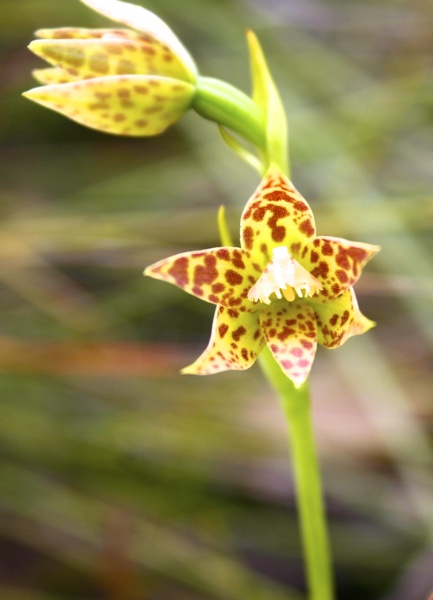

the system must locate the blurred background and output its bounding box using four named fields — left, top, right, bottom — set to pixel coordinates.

left=1, top=0, right=432, bottom=598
